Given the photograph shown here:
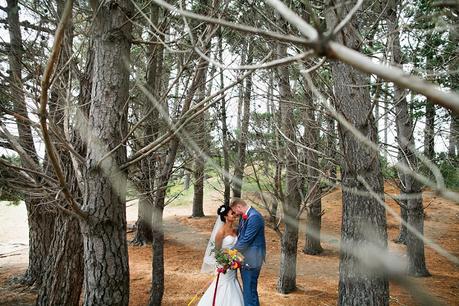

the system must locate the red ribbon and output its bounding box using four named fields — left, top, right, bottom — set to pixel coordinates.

left=212, top=272, right=221, bottom=306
